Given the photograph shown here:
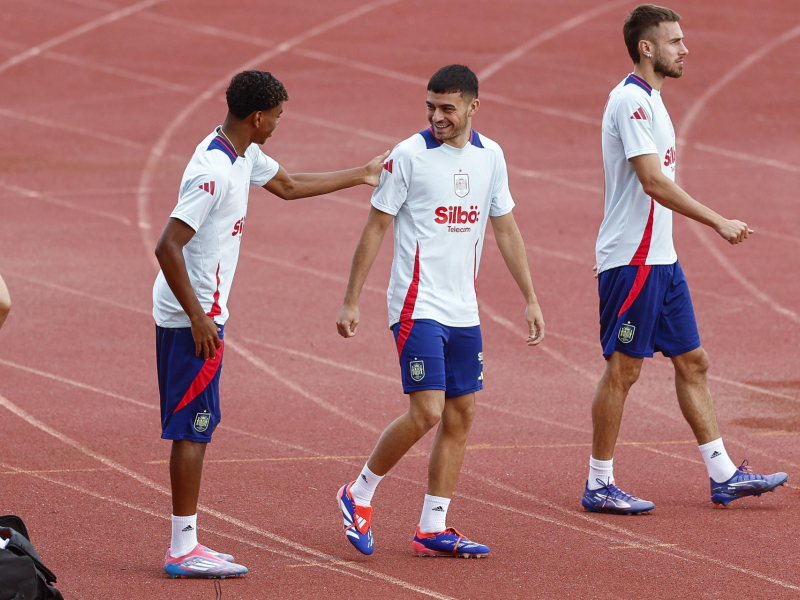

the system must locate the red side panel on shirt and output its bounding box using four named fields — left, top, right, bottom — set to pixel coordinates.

left=618, top=265, right=652, bottom=317
left=397, top=243, right=421, bottom=357
left=173, top=340, right=224, bottom=414
left=206, top=263, right=222, bottom=317
left=630, top=198, right=655, bottom=266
